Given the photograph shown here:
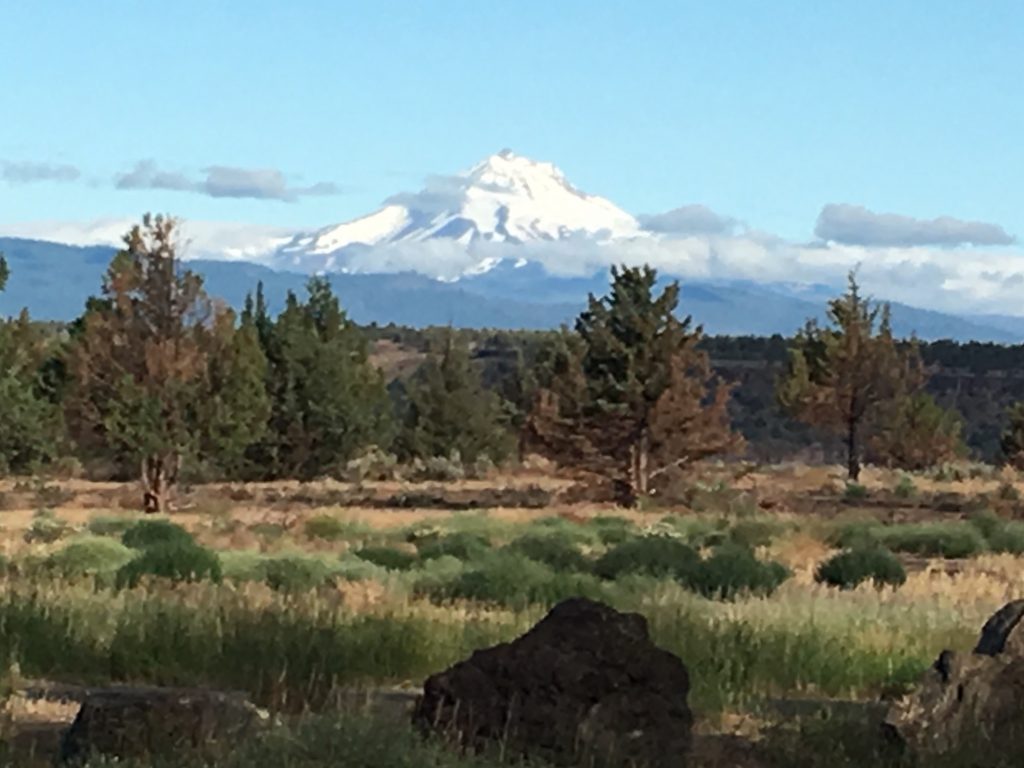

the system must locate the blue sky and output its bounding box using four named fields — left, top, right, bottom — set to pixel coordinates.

left=2, top=0, right=1022, bottom=241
